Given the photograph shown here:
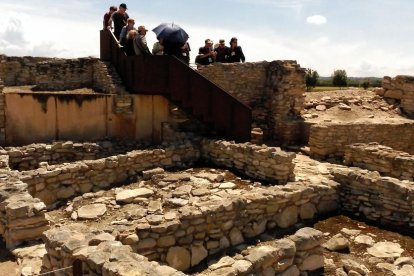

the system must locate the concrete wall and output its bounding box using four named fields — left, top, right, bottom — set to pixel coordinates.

left=4, top=92, right=170, bottom=146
